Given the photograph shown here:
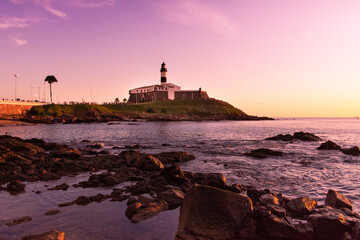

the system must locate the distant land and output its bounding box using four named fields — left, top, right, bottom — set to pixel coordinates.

left=25, top=99, right=273, bottom=123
